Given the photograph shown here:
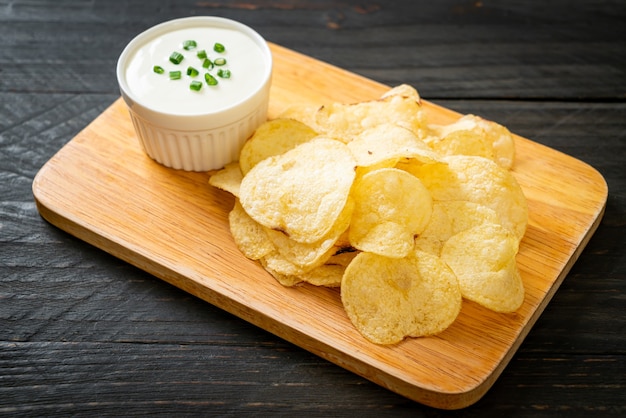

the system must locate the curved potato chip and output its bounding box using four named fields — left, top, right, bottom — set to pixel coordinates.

left=441, top=222, right=524, bottom=312
left=265, top=250, right=358, bottom=288
left=228, top=200, right=273, bottom=260
left=341, top=250, right=462, bottom=345
left=380, top=84, right=421, bottom=102
left=277, top=103, right=320, bottom=129
left=417, top=155, right=528, bottom=241
left=209, top=162, right=243, bottom=197
left=349, top=168, right=432, bottom=258
left=415, top=201, right=502, bottom=255
left=347, top=124, right=439, bottom=168
left=265, top=198, right=353, bottom=268
left=431, top=114, right=515, bottom=169
left=239, top=118, right=318, bottom=175
left=429, top=129, right=494, bottom=161
left=239, top=136, right=356, bottom=244
left=315, top=94, right=428, bottom=142
left=260, top=257, right=304, bottom=287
